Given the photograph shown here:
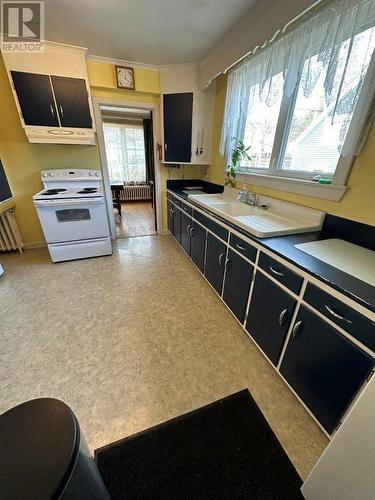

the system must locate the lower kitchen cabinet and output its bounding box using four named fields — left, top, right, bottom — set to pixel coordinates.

left=172, top=206, right=181, bottom=243
left=280, top=306, right=374, bottom=434
left=222, top=249, right=253, bottom=323
left=204, top=233, right=227, bottom=295
left=246, top=272, right=296, bottom=366
left=167, top=200, right=174, bottom=233
left=181, top=212, right=192, bottom=255
left=190, top=221, right=206, bottom=272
